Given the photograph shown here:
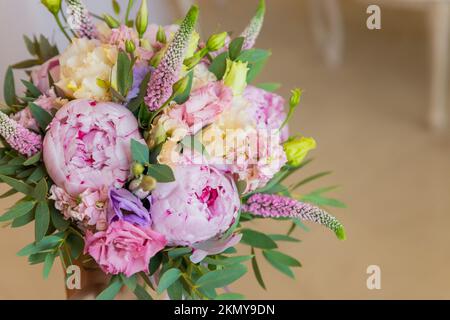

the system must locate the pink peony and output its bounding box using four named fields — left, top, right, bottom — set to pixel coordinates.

left=31, top=56, right=60, bottom=94
left=243, top=85, right=289, bottom=141
left=151, top=165, right=240, bottom=246
left=169, top=82, right=233, bottom=134
left=84, top=220, right=167, bottom=277
left=43, top=99, right=142, bottom=196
